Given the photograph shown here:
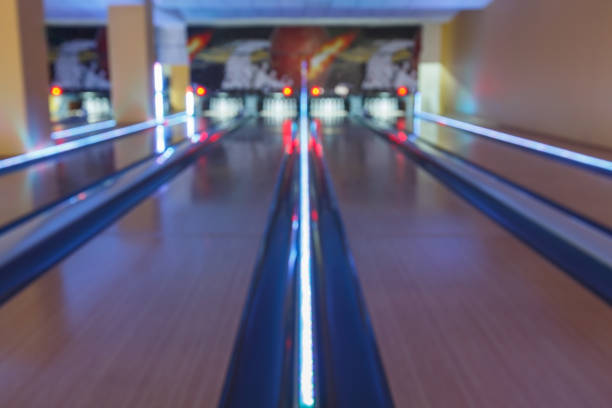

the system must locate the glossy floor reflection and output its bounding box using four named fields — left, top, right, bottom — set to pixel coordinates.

left=0, top=120, right=284, bottom=407
left=322, top=120, right=612, bottom=407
